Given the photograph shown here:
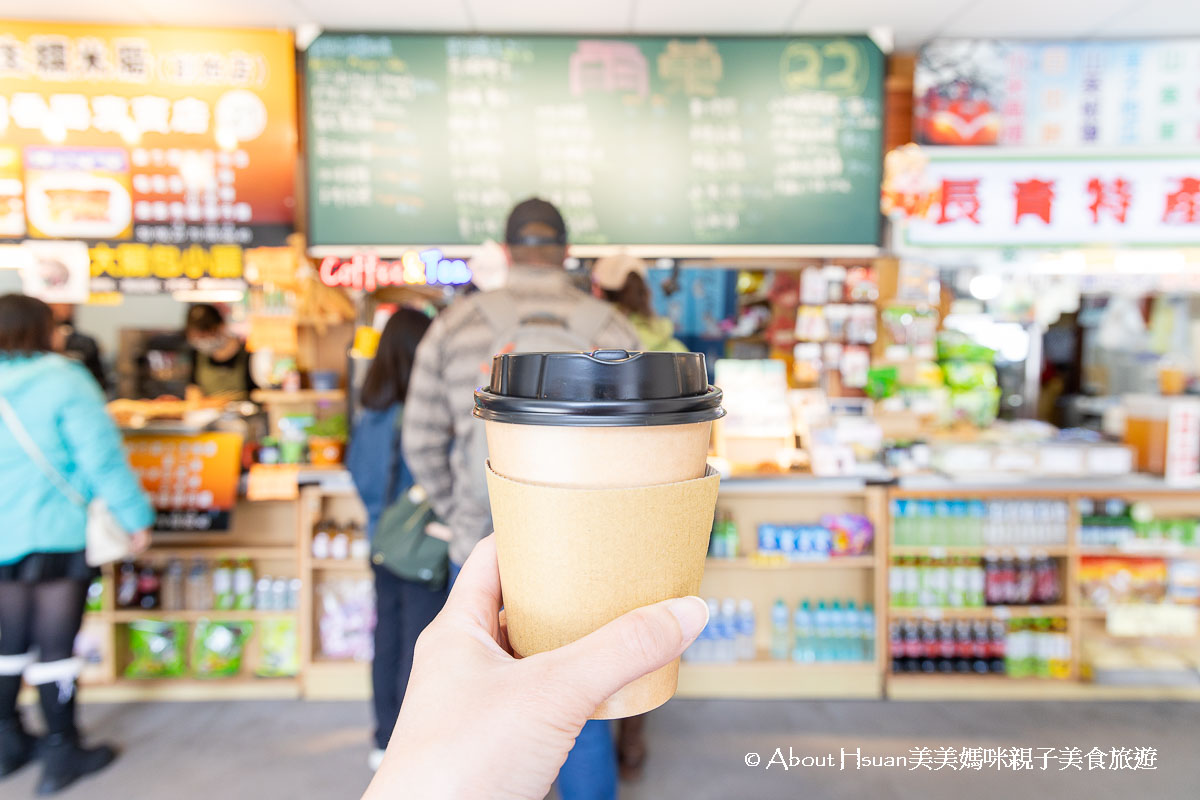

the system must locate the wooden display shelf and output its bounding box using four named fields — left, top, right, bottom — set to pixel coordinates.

left=303, top=659, right=370, bottom=700
left=1078, top=546, right=1200, bottom=560
left=890, top=545, right=1070, bottom=558
left=889, top=605, right=1072, bottom=619
left=887, top=673, right=1200, bottom=701
left=677, top=659, right=881, bottom=699
left=706, top=555, right=875, bottom=570
left=136, top=546, right=298, bottom=560
left=251, top=389, right=345, bottom=404
left=111, top=609, right=297, bottom=623
left=81, top=677, right=301, bottom=702
left=312, top=558, right=372, bottom=572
